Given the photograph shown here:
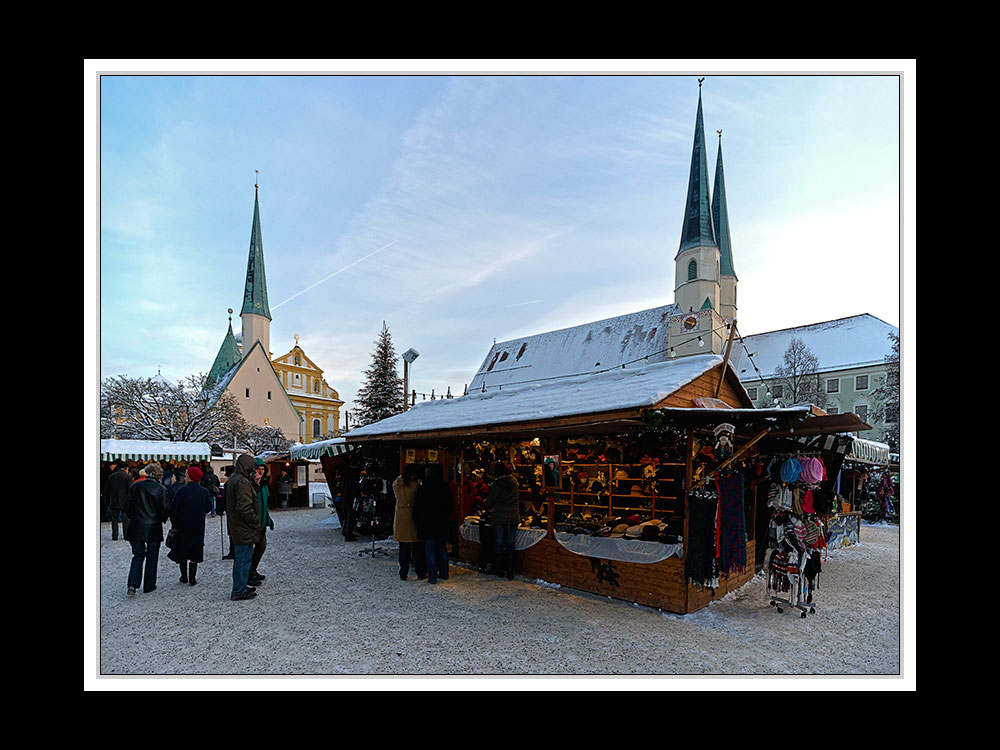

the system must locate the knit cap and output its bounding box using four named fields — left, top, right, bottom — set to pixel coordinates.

left=780, top=458, right=802, bottom=483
